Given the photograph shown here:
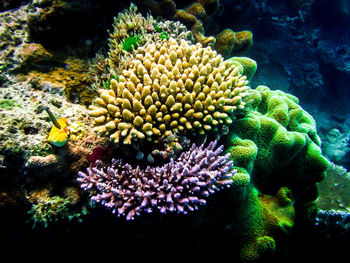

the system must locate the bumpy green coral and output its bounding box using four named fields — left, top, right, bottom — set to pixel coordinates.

left=226, top=57, right=257, bottom=81
left=222, top=85, right=329, bottom=261
left=226, top=85, right=329, bottom=196
left=228, top=185, right=294, bottom=261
